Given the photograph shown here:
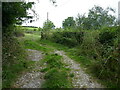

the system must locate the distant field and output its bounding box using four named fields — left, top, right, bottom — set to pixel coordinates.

left=16, top=26, right=39, bottom=31
left=15, top=26, right=41, bottom=35
left=22, top=26, right=39, bottom=31
left=23, top=33, right=41, bottom=41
